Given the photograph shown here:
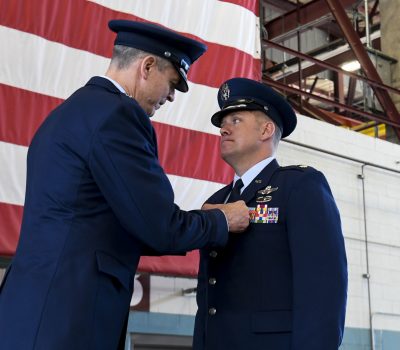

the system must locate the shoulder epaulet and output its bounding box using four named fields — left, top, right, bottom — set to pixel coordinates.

left=278, top=164, right=315, bottom=172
